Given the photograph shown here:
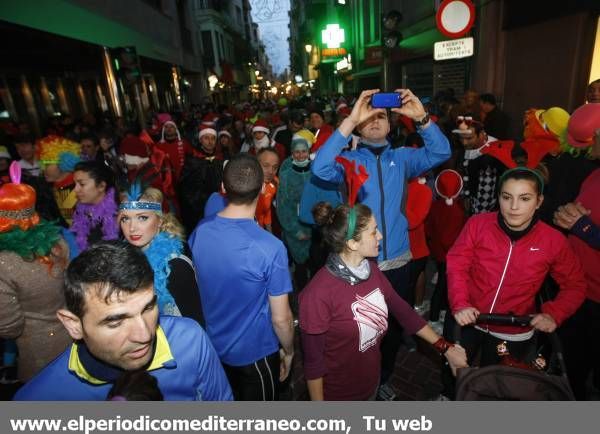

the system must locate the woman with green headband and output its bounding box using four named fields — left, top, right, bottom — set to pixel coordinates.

left=299, top=201, right=467, bottom=400
left=443, top=166, right=587, bottom=397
